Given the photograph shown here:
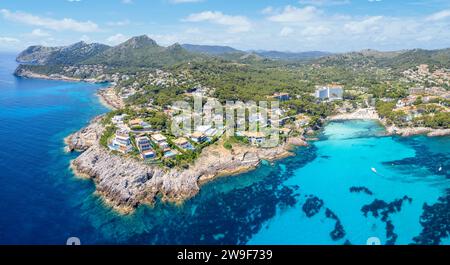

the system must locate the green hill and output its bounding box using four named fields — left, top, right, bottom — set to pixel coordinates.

left=314, top=48, right=450, bottom=71
left=16, top=41, right=110, bottom=65
left=84, top=35, right=207, bottom=68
